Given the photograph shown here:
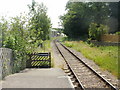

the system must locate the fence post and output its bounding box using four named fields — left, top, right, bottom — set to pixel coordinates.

left=49, top=52, right=51, bottom=68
